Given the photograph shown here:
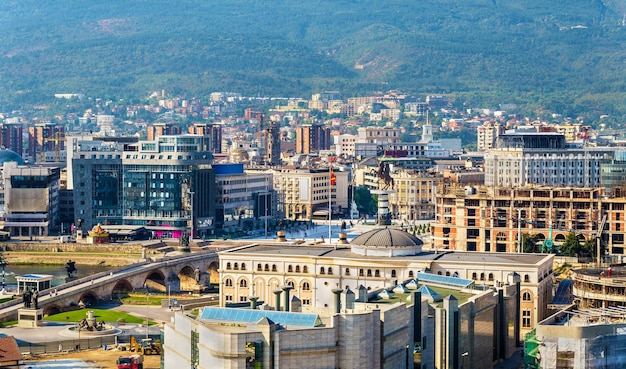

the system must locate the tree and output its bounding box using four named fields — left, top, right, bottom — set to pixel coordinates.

left=522, top=233, right=541, bottom=253
left=558, top=232, right=581, bottom=256
left=353, top=186, right=377, bottom=215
